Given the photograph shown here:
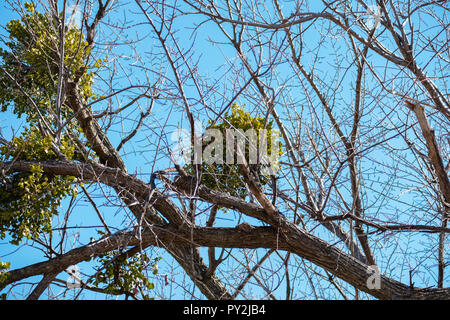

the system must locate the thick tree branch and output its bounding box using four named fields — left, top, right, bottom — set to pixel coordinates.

left=3, top=224, right=449, bottom=300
